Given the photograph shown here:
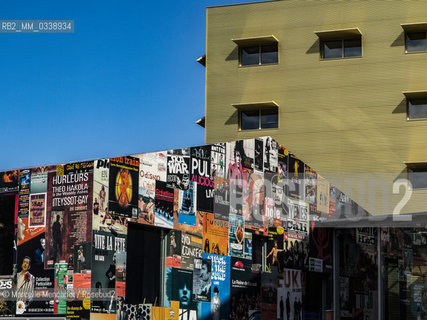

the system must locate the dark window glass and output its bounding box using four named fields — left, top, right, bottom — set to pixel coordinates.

left=406, top=32, right=427, bottom=52
left=241, top=110, right=259, bottom=130
left=241, top=46, right=259, bottom=66
left=261, top=44, right=278, bottom=64
left=408, top=98, right=427, bottom=119
left=261, top=108, right=278, bottom=129
left=344, top=38, right=362, bottom=57
left=408, top=166, right=427, bottom=189
left=323, top=40, right=342, bottom=59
